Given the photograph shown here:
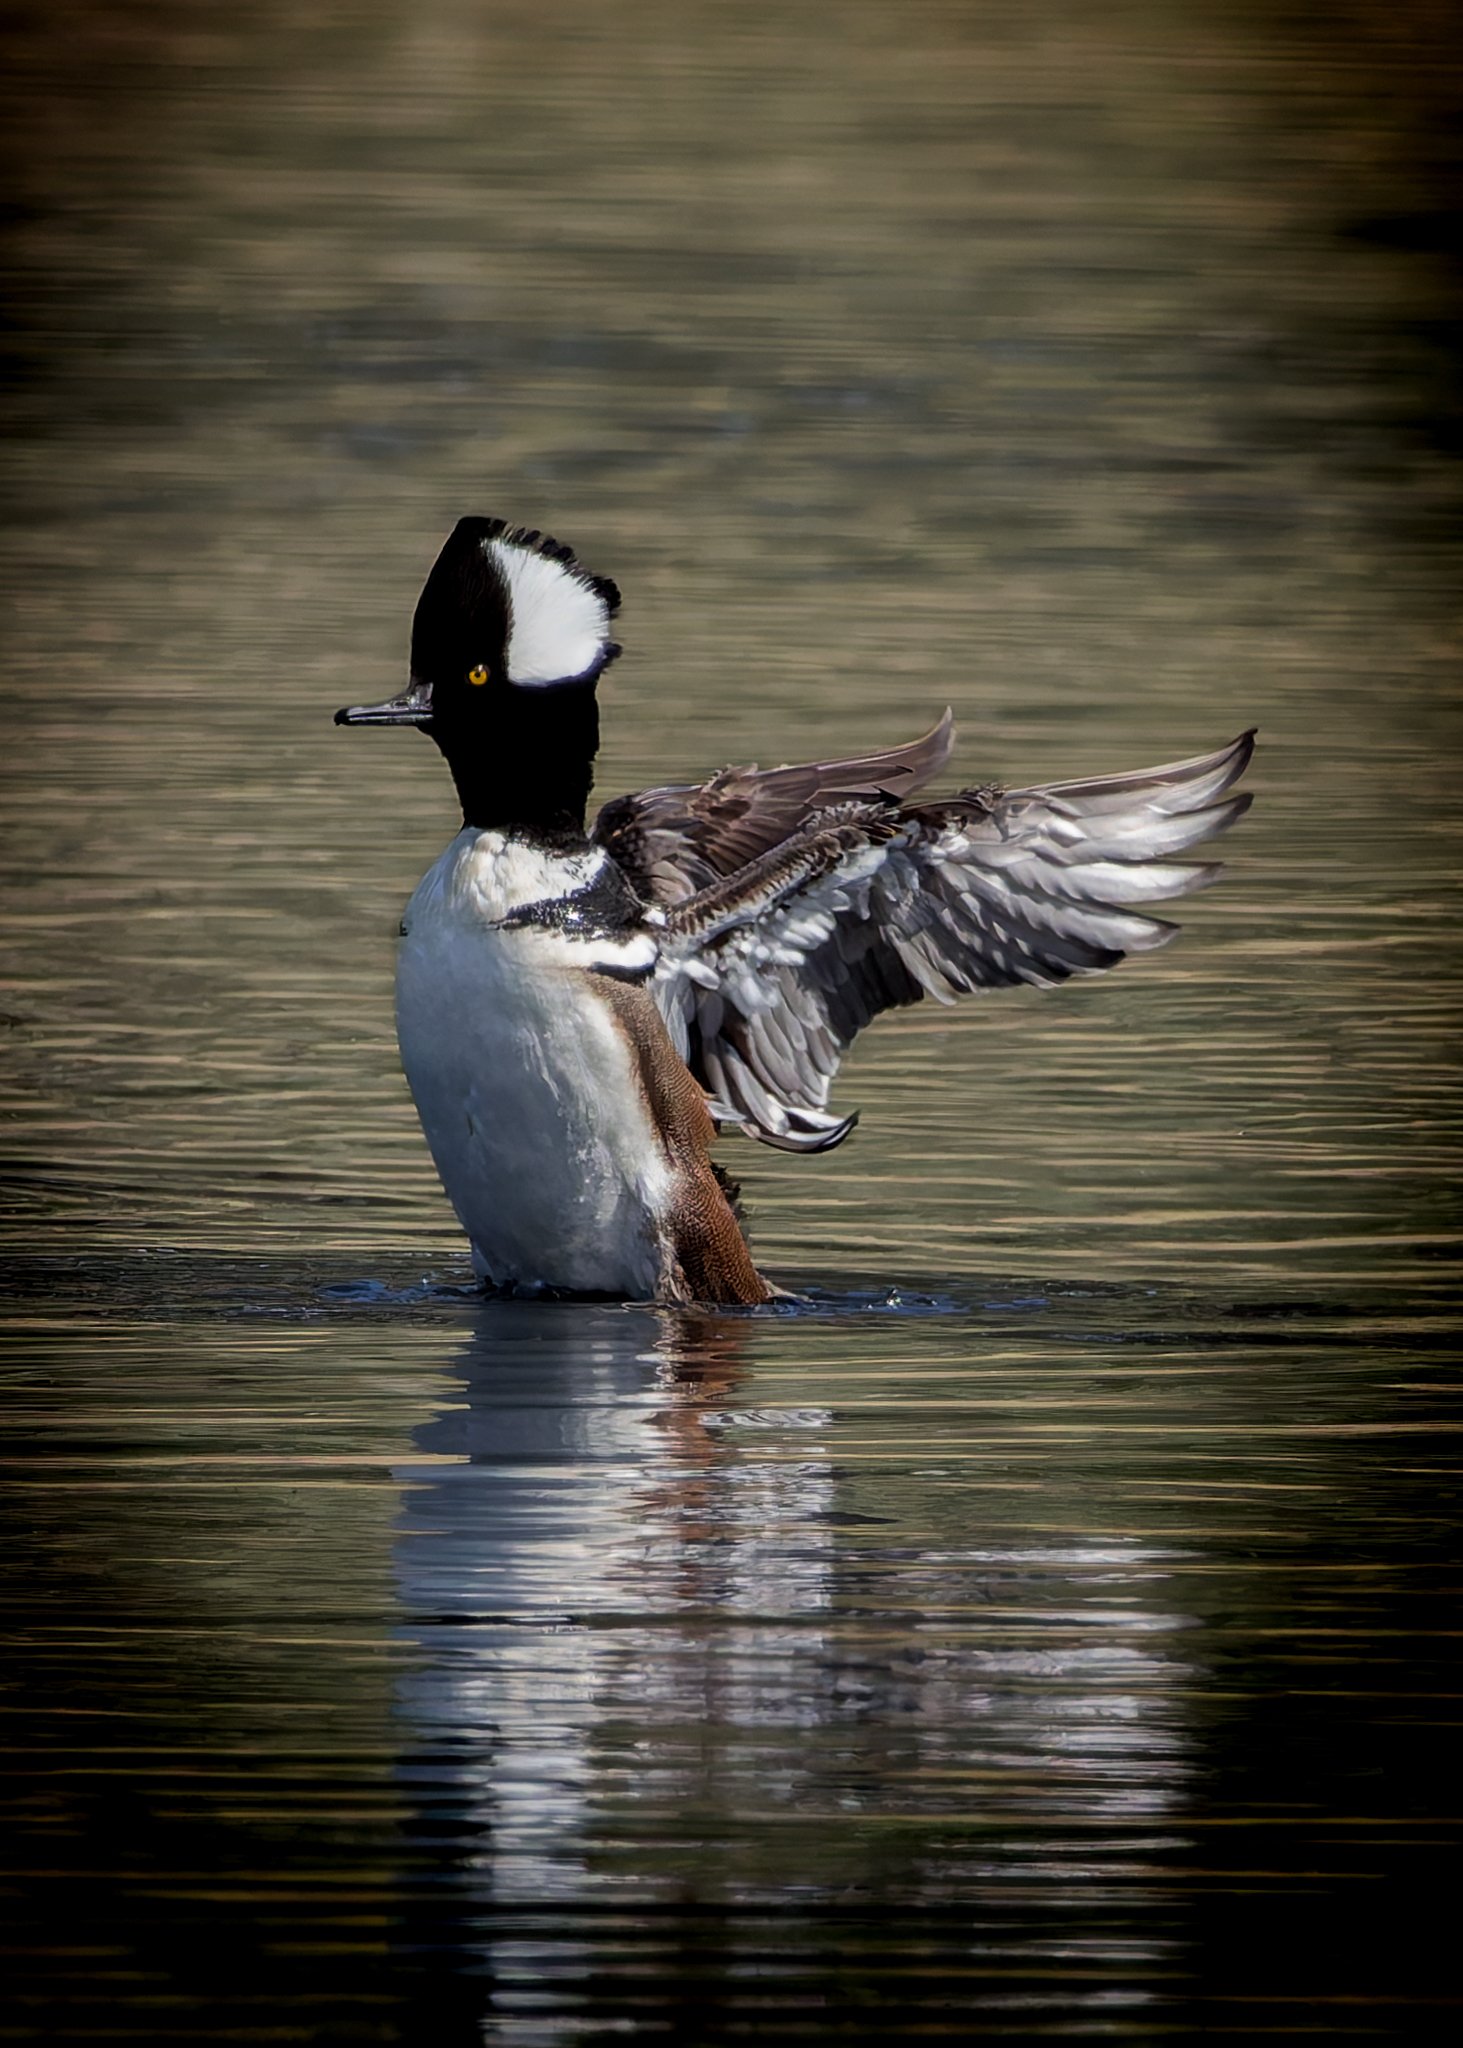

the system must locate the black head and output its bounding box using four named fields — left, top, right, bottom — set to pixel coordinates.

left=336, top=517, right=622, bottom=834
